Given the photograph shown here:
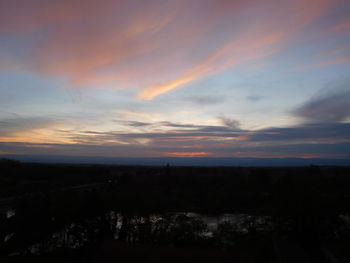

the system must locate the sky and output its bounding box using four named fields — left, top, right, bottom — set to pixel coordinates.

left=0, top=0, right=350, bottom=160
